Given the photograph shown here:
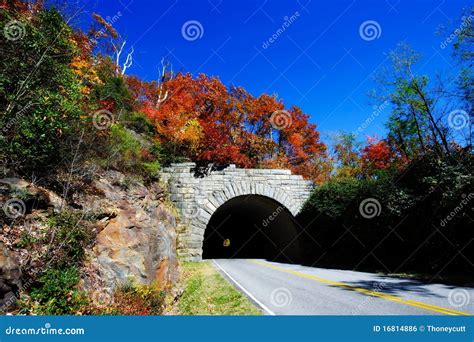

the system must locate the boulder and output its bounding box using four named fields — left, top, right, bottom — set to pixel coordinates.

left=0, top=242, right=21, bottom=310
left=79, top=171, right=179, bottom=290
left=0, top=170, right=180, bottom=307
left=0, top=177, right=63, bottom=211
